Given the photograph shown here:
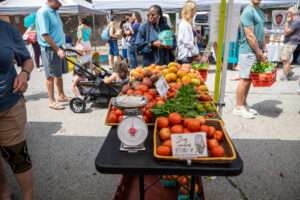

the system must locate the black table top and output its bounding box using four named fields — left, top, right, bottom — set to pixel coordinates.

left=95, top=127, right=243, bottom=176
